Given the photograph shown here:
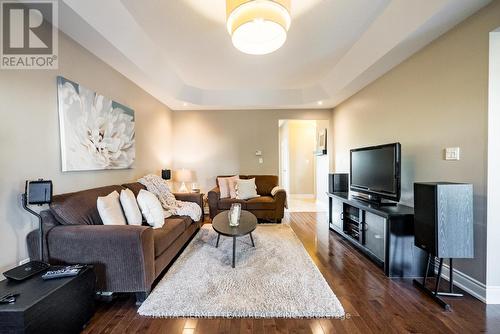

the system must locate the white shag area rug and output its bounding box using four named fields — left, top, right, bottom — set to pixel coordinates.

left=138, top=224, right=344, bottom=318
